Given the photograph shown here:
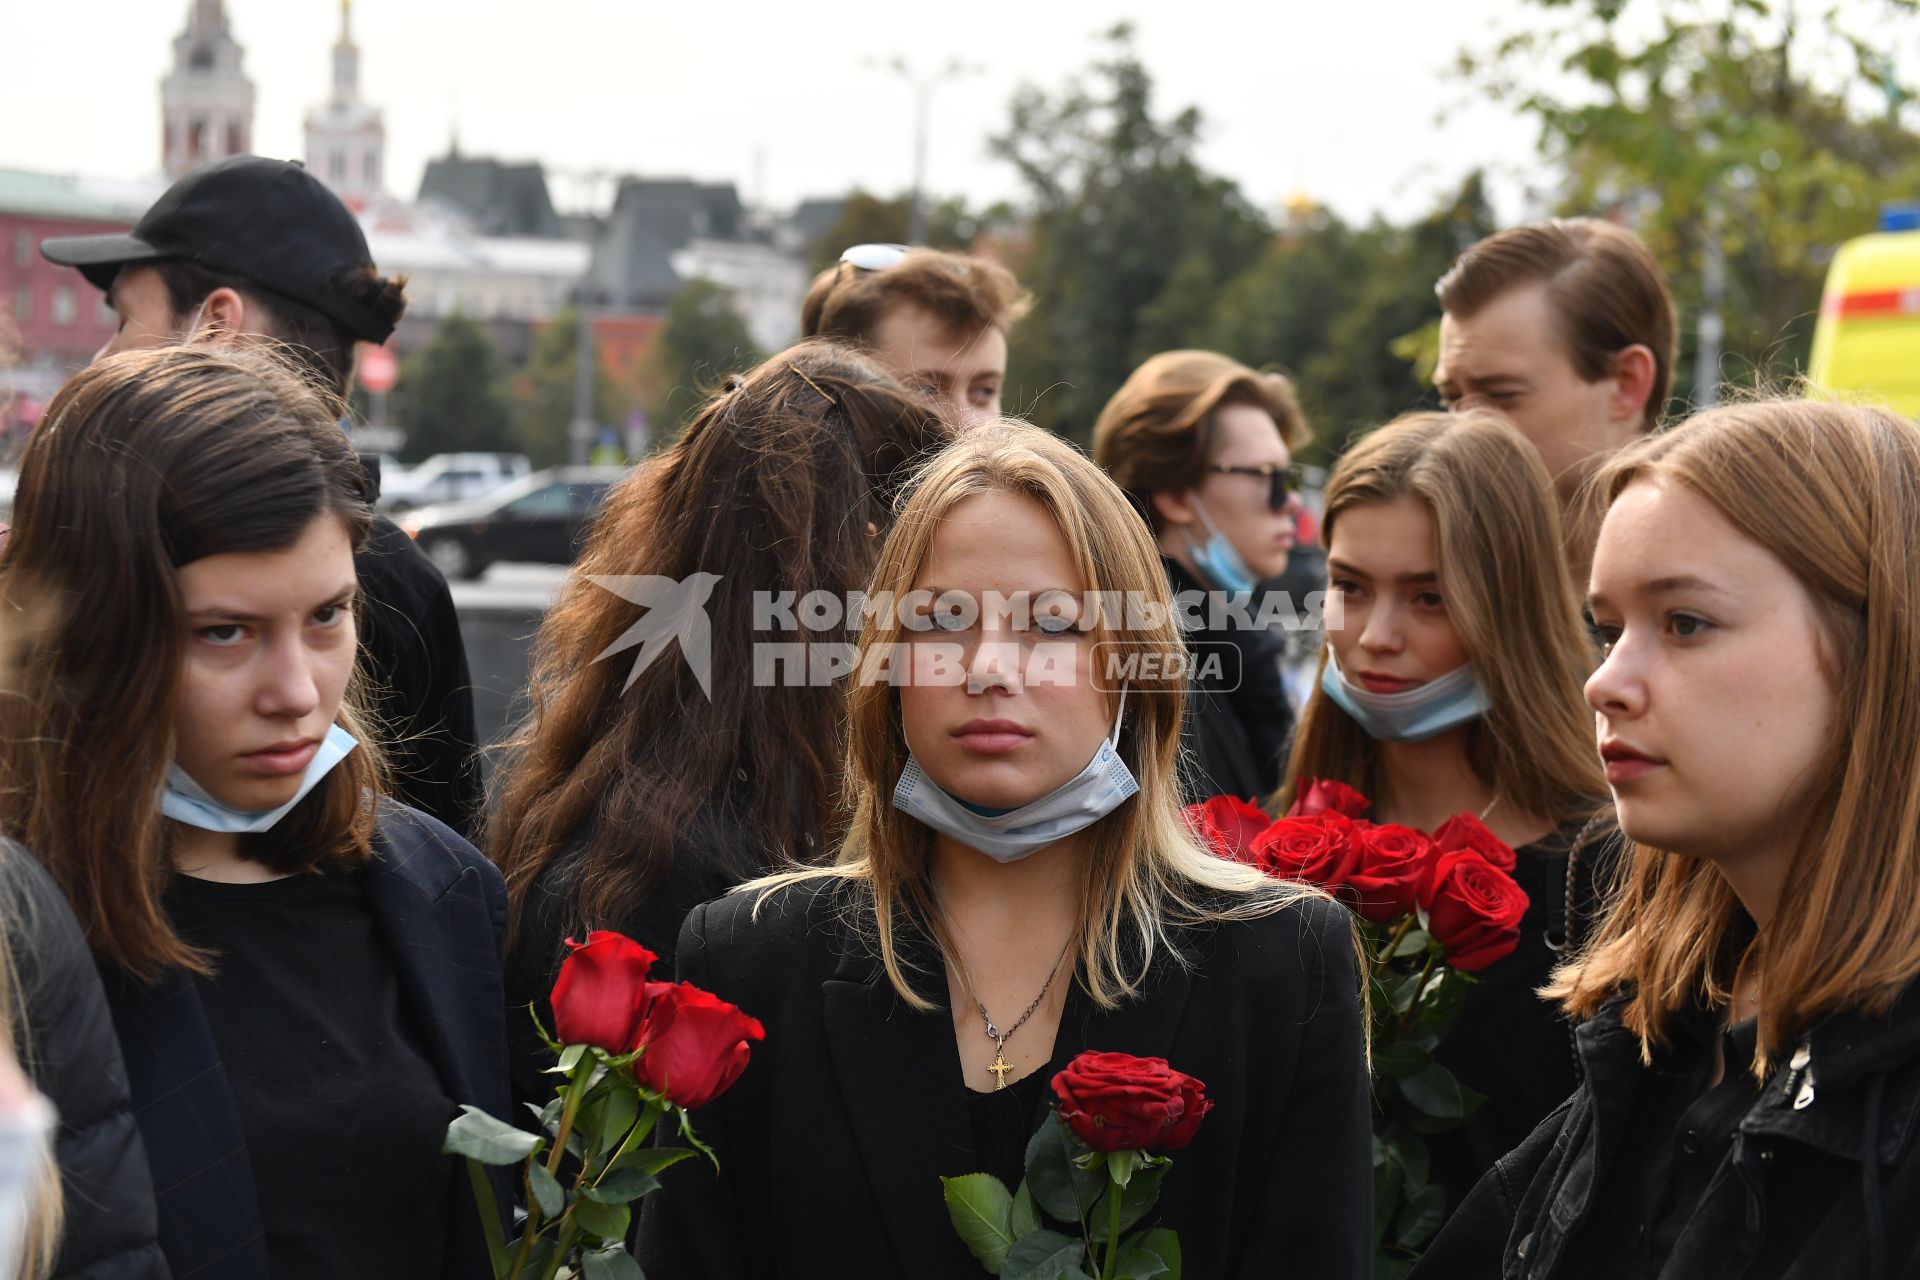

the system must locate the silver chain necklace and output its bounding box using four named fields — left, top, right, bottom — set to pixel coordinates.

left=977, top=936, right=1074, bottom=1090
